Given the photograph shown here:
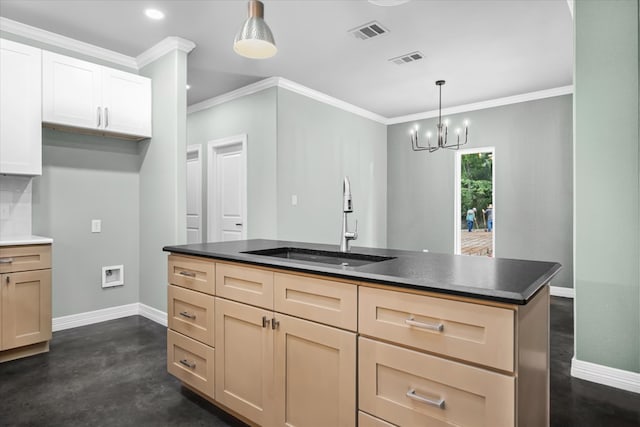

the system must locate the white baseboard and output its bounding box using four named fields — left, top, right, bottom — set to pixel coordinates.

left=53, top=303, right=167, bottom=332
left=571, top=357, right=640, bottom=394
left=139, top=303, right=167, bottom=326
left=550, top=286, right=574, bottom=298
